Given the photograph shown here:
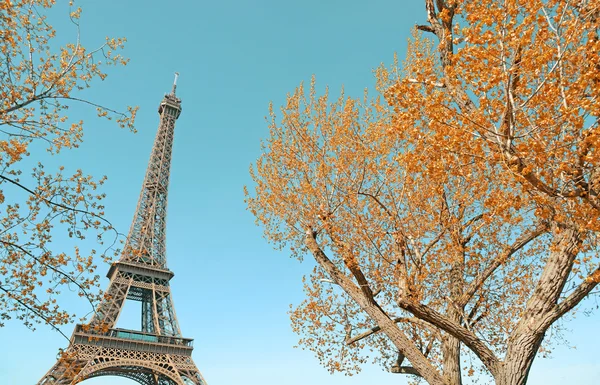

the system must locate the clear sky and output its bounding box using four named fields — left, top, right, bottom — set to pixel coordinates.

left=1, top=1, right=599, bottom=384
